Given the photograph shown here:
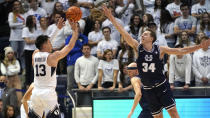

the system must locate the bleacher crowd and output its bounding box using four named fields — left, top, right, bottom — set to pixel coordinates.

left=0, top=0, right=210, bottom=117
